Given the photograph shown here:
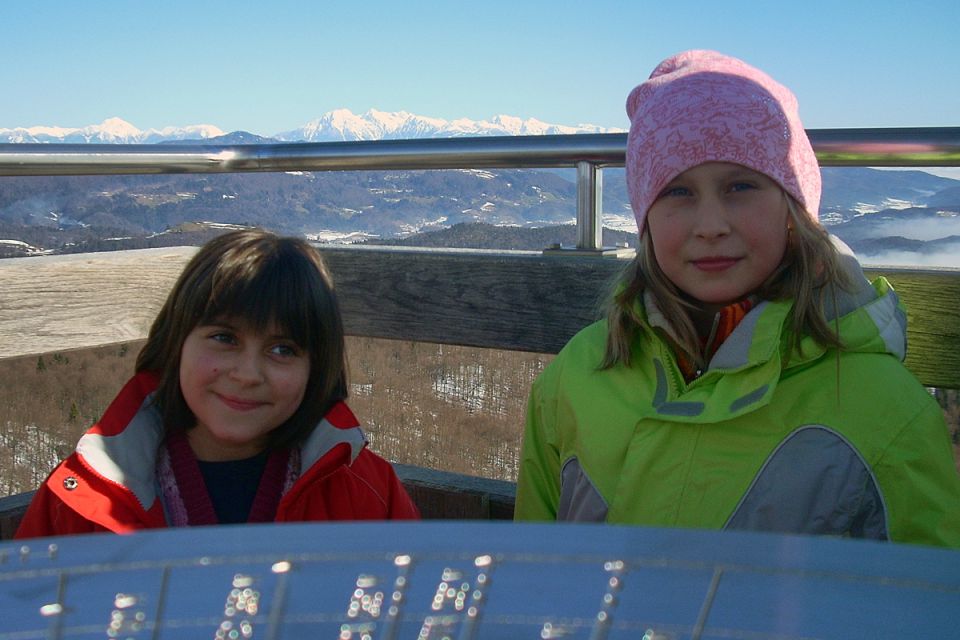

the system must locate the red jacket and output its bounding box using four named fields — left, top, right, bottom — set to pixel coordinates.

left=16, top=372, right=419, bottom=538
